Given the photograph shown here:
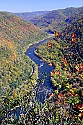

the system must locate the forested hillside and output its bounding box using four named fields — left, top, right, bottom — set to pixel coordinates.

left=0, top=9, right=83, bottom=125
left=22, top=6, right=83, bottom=32
left=34, top=15, right=83, bottom=124
left=14, top=11, right=50, bottom=22
left=0, top=12, right=47, bottom=115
